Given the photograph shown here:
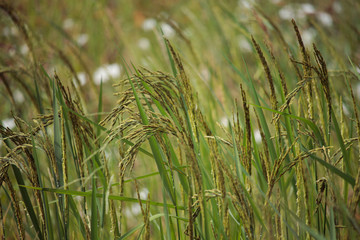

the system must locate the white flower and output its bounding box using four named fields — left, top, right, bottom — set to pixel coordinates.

left=142, top=18, right=157, bottom=31
left=317, top=12, right=333, bottom=27
left=20, top=44, right=29, bottom=55
left=2, top=118, right=15, bottom=129
left=280, top=3, right=316, bottom=20
left=107, top=63, right=121, bottom=78
left=78, top=72, right=87, bottom=86
left=160, top=23, right=175, bottom=38
left=93, top=67, right=110, bottom=84
left=104, top=150, right=111, bottom=159
left=76, top=34, right=89, bottom=46
left=63, top=18, right=75, bottom=30
left=300, top=3, right=315, bottom=14
left=301, top=28, right=316, bottom=46
left=131, top=204, right=142, bottom=216
left=9, top=26, right=18, bottom=36
left=138, top=37, right=150, bottom=50
left=238, top=0, right=254, bottom=9
left=220, top=117, right=230, bottom=127
left=74, top=196, right=83, bottom=201
left=238, top=38, right=252, bottom=52
left=73, top=72, right=87, bottom=87
left=200, top=66, right=210, bottom=82
left=279, top=5, right=295, bottom=20
left=93, top=63, right=121, bottom=85
left=4, top=26, right=18, bottom=36
left=13, top=89, right=25, bottom=103
left=333, top=2, right=342, bottom=13
left=254, top=129, right=262, bottom=143
left=124, top=207, right=132, bottom=217
left=139, top=188, right=149, bottom=200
